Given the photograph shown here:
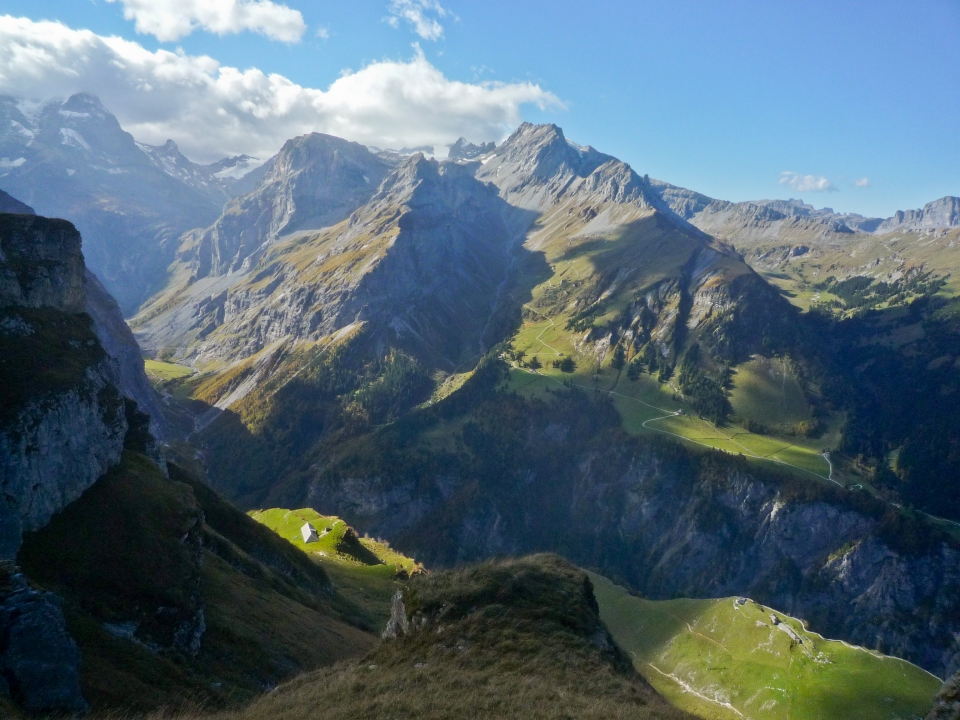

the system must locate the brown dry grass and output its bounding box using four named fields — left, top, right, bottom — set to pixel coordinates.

left=100, top=555, right=695, bottom=720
